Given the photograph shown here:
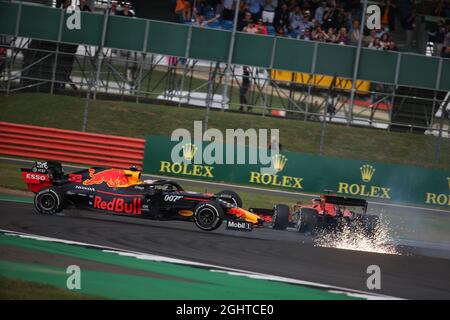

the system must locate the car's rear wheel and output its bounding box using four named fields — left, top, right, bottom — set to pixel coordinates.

left=34, top=187, right=64, bottom=215
left=272, top=204, right=290, bottom=230
left=216, top=190, right=242, bottom=208
left=193, top=201, right=224, bottom=231
left=296, top=208, right=319, bottom=233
